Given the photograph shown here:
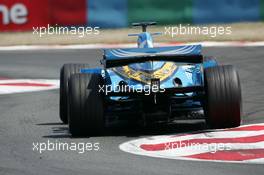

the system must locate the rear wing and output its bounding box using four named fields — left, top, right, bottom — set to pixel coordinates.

left=102, top=45, right=203, bottom=68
